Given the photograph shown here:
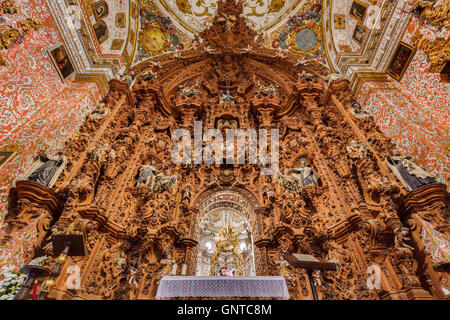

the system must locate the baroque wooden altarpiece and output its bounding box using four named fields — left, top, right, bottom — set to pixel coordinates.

left=1, top=0, right=449, bottom=300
